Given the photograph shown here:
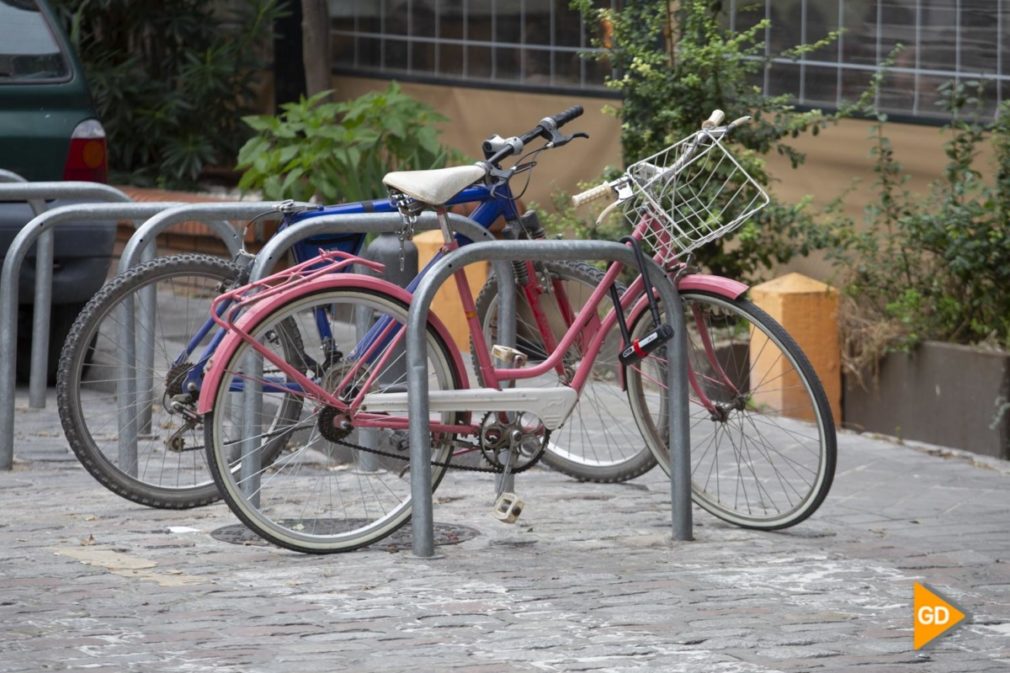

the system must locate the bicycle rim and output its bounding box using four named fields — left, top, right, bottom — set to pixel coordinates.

left=626, top=291, right=836, bottom=529
left=205, top=286, right=461, bottom=553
